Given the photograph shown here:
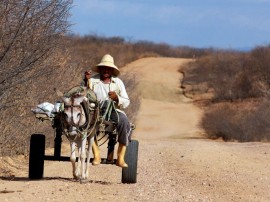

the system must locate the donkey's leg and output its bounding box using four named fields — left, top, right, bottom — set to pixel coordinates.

left=75, top=140, right=82, bottom=178
left=80, top=138, right=87, bottom=180
left=85, top=136, right=94, bottom=179
left=70, top=141, right=78, bottom=179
